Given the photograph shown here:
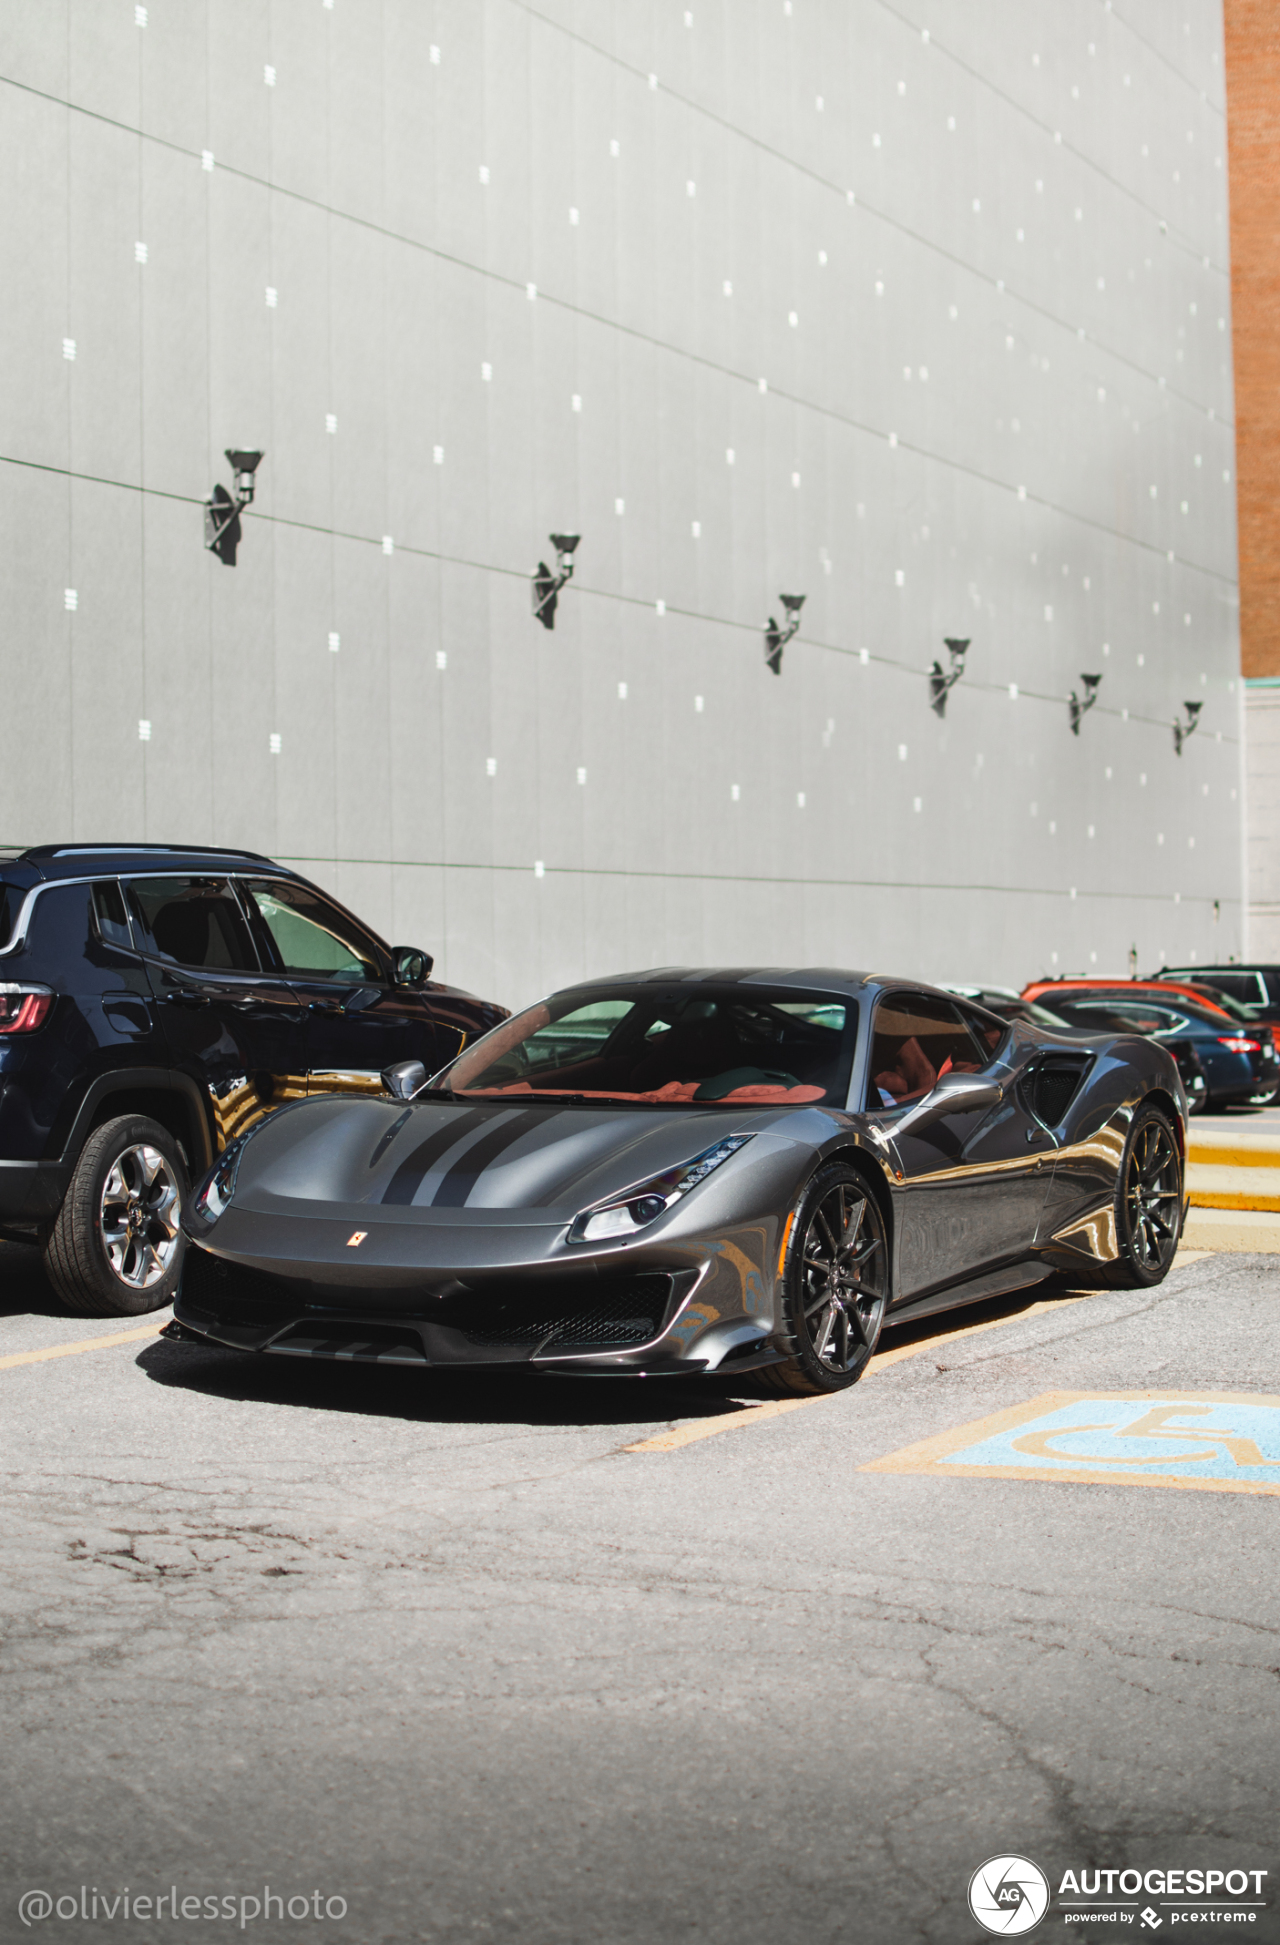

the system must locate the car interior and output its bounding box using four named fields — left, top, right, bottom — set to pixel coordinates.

left=867, top=995, right=993, bottom=1109
left=450, top=991, right=853, bottom=1103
